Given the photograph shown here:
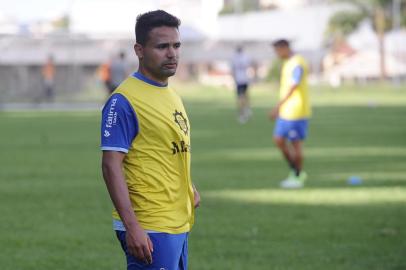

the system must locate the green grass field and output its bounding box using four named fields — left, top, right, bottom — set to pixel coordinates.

left=1, top=83, right=405, bottom=270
